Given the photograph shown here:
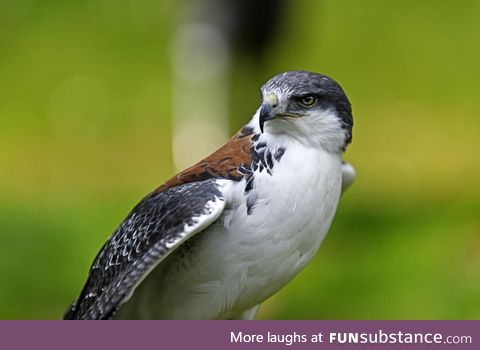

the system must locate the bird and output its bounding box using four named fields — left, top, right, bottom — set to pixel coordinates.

left=64, top=70, right=354, bottom=320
